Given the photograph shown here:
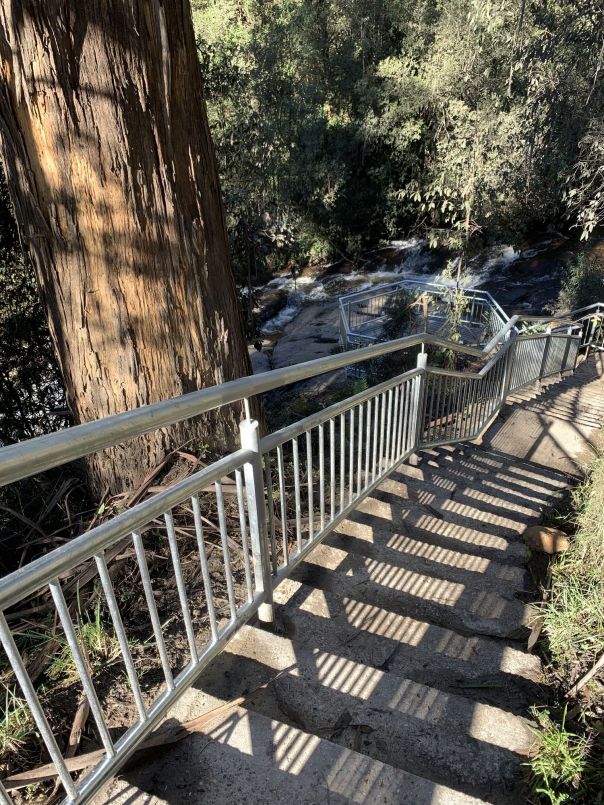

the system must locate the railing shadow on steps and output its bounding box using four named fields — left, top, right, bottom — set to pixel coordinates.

left=0, top=303, right=594, bottom=804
